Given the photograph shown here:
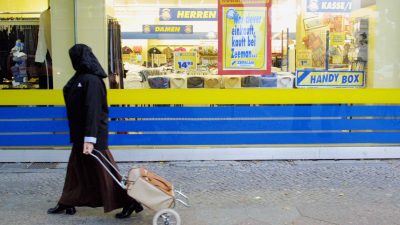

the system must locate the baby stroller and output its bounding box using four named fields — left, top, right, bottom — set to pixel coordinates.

left=90, top=150, right=190, bottom=225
